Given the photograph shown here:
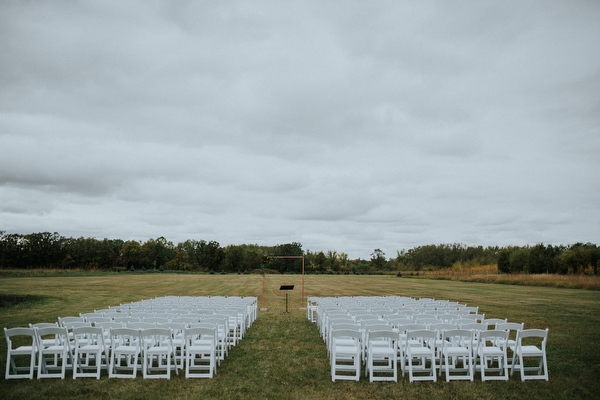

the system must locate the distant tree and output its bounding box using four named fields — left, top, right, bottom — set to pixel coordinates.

left=370, top=249, right=387, bottom=270
left=121, top=240, right=143, bottom=269
left=314, top=251, right=327, bottom=272
left=223, top=245, right=245, bottom=273
left=272, top=242, right=303, bottom=273
left=497, top=249, right=511, bottom=273
left=198, top=240, right=224, bottom=272
left=327, top=250, right=340, bottom=272
left=509, top=248, right=529, bottom=273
